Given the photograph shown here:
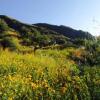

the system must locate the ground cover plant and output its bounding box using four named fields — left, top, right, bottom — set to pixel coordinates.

left=0, top=48, right=99, bottom=100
